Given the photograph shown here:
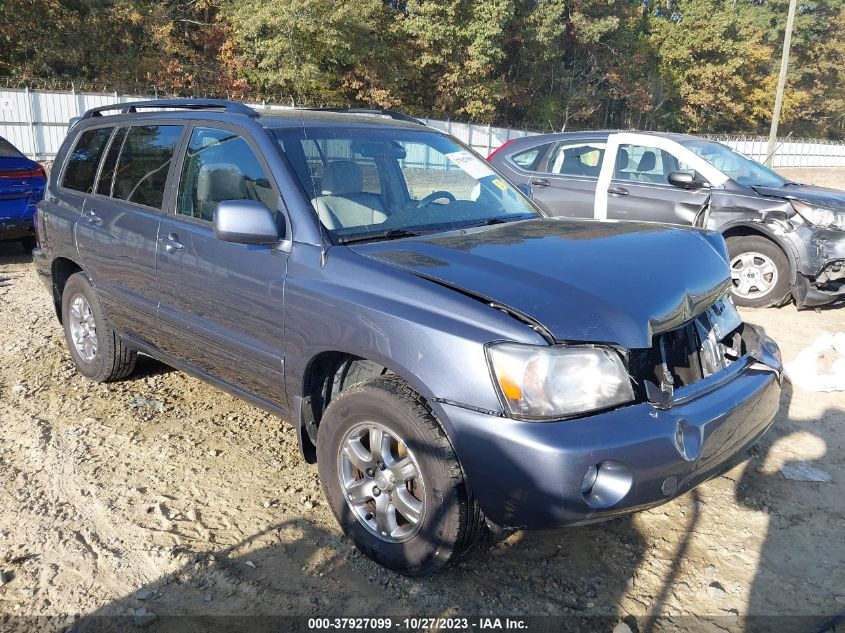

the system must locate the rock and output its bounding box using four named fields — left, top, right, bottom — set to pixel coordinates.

left=135, top=588, right=154, bottom=601
left=612, top=623, right=633, bottom=633
left=0, top=570, right=11, bottom=586
left=707, top=581, right=727, bottom=599
left=129, top=396, right=165, bottom=413
left=133, top=607, right=157, bottom=628
left=780, top=462, right=832, bottom=483
left=704, top=565, right=716, bottom=580
left=304, top=501, right=314, bottom=510
left=245, top=560, right=256, bottom=569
